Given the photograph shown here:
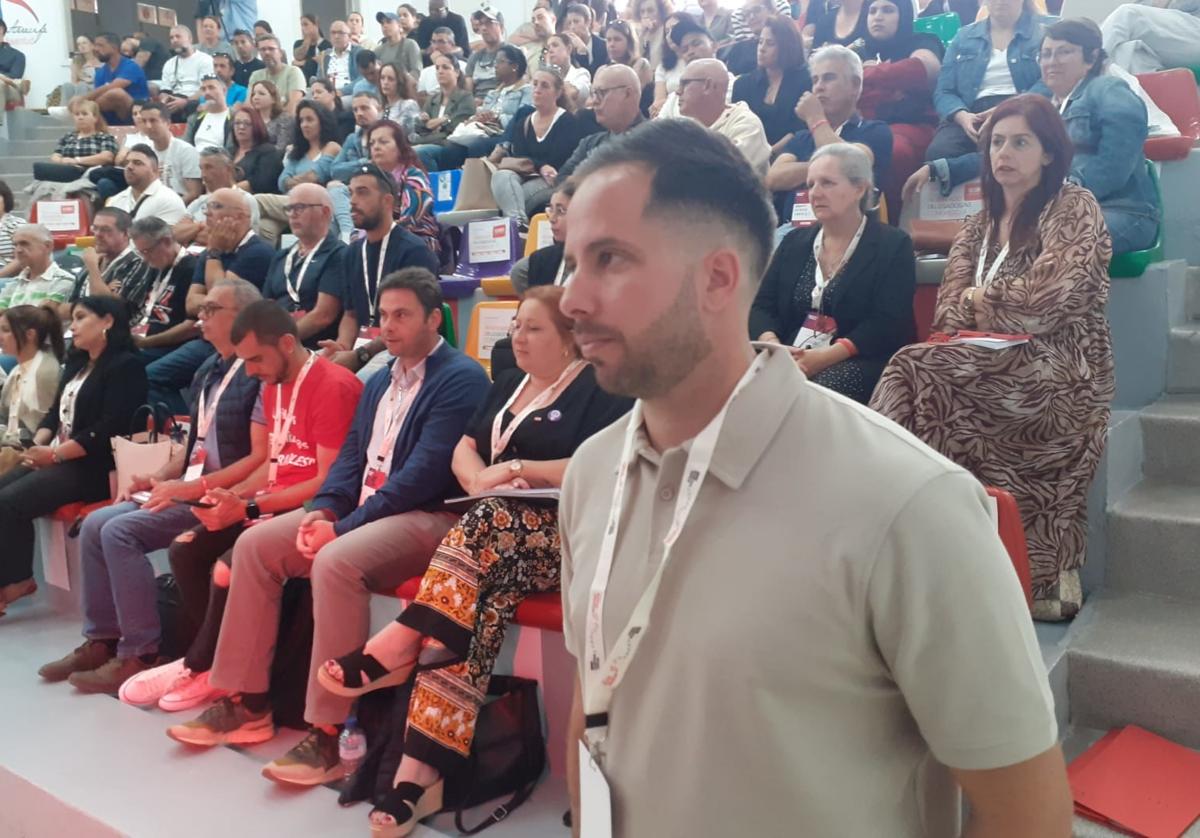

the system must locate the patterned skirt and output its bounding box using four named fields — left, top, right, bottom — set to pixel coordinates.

left=396, top=497, right=560, bottom=773
left=870, top=339, right=1111, bottom=621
